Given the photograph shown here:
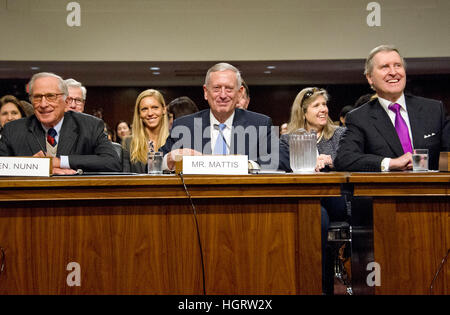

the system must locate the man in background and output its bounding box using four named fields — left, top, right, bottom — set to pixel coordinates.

left=65, top=78, right=87, bottom=113
left=236, top=79, right=250, bottom=110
